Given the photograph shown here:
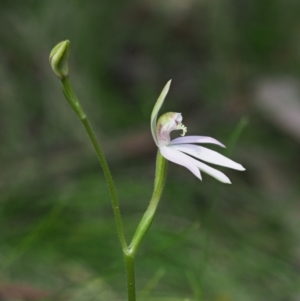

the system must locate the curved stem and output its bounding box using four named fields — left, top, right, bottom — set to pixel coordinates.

left=58, top=76, right=168, bottom=301
left=129, top=151, right=167, bottom=256
left=60, top=77, right=127, bottom=252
